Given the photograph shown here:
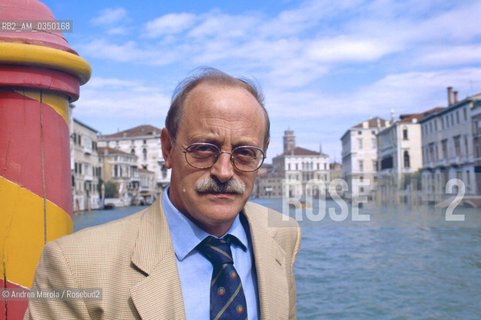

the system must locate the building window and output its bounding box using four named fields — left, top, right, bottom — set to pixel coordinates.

left=403, top=127, right=408, bottom=140
left=466, top=170, right=471, bottom=191
left=131, top=148, right=135, bottom=154
left=404, top=151, right=410, bottom=168
left=358, top=138, right=363, bottom=149
left=442, top=139, right=448, bottom=159
left=358, top=131, right=362, bottom=135
left=143, top=148, right=147, bottom=161
left=454, top=136, right=461, bottom=157
left=371, top=138, right=376, bottom=148
left=464, top=136, right=469, bottom=156
left=464, top=108, right=468, bottom=121
left=359, top=160, right=364, bottom=172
